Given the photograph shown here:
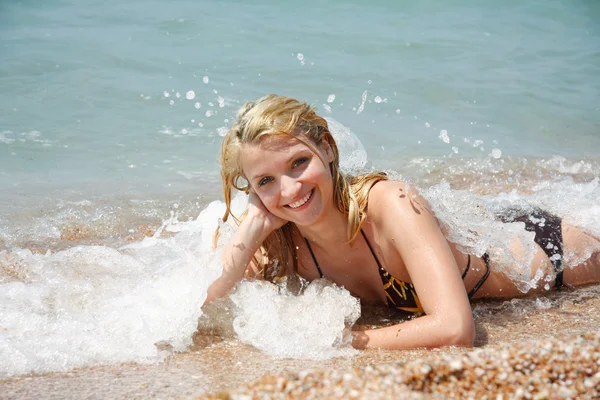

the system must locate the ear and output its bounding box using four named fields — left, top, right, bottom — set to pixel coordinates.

left=321, top=138, right=334, bottom=163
